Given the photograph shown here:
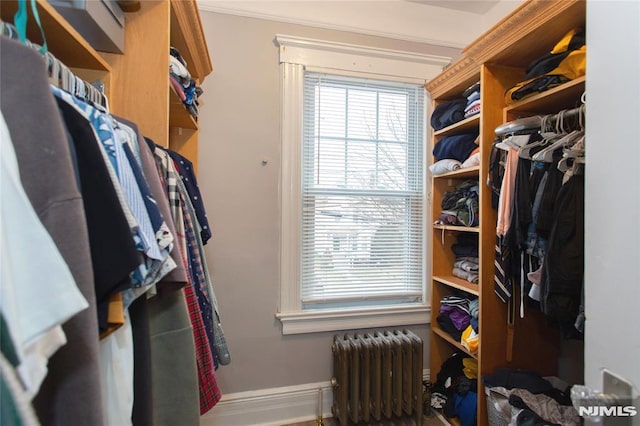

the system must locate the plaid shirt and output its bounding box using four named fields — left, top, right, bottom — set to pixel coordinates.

left=152, top=146, right=221, bottom=412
